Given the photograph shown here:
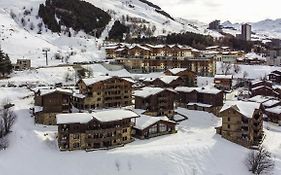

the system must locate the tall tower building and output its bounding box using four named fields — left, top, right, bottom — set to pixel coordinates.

left=241, top=23, right=251, bottom=41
